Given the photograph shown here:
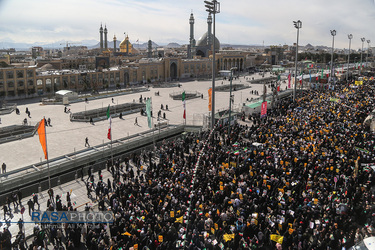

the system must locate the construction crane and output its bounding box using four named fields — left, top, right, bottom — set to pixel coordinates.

left=60, top=41, right=80, bottom=51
